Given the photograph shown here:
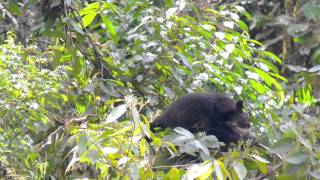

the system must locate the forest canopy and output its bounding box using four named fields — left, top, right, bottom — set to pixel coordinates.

left=0, top=0, right=319, bottom=179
